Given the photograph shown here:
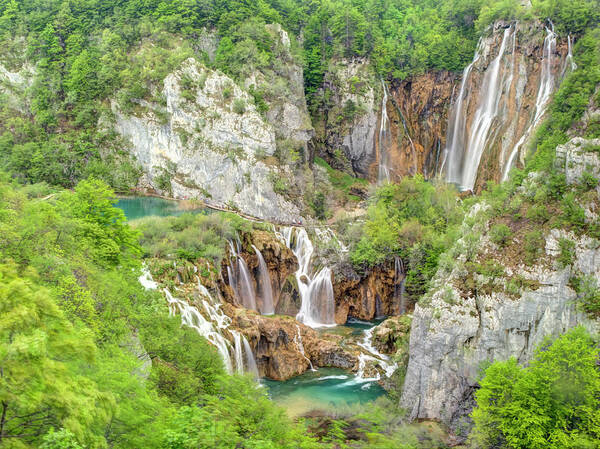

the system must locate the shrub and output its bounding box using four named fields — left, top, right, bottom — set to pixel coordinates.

left=524, top=230, right=544, bottom=264
left=489, top=223, right=512, bottom=247
left=570, top=275, right=600, bottom=317
left=232, top=98, right=246, bottom=114
left=526, top=204, right=550, bottom=223
left=558, top=237, right=576, bottom=267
